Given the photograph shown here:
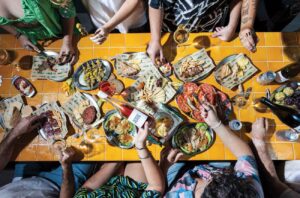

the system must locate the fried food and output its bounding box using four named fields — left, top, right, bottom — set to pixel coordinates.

left=179, top=58, right=205, bottom=78
left=220, top=63, right=232, bottom=80
left=83, top=60, right=104, bottom=87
